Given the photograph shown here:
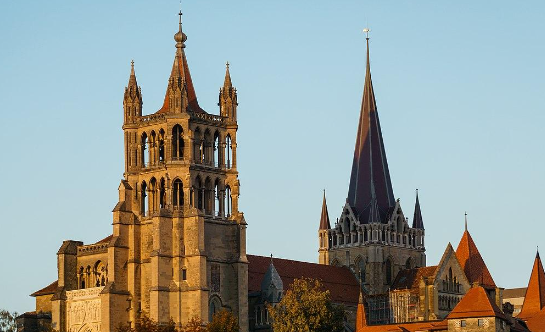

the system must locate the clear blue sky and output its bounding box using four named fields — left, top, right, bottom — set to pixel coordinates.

left=1, top=1, right=544, bottom=313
